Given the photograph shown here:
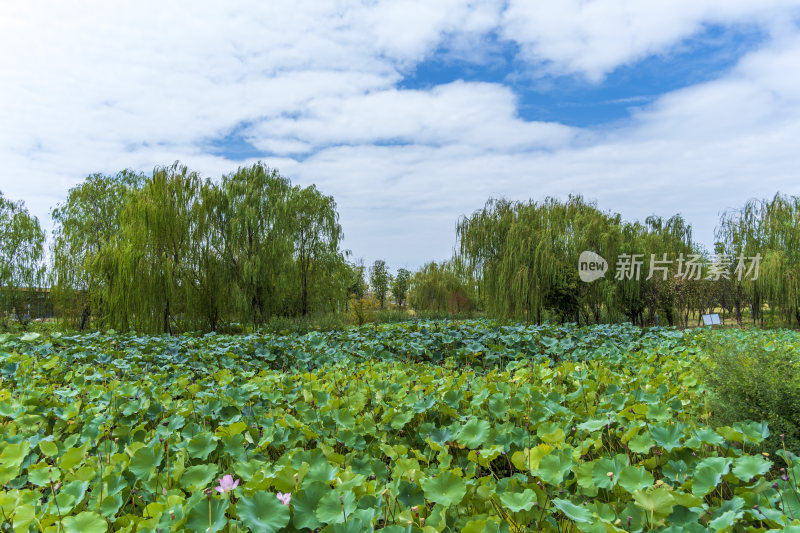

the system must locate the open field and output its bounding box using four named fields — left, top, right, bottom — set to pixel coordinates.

left=0, top=321, right=799, bottom=532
